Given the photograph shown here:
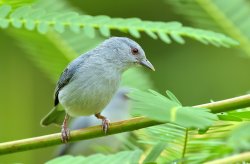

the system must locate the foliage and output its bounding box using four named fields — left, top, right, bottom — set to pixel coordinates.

left=227, top=122, right=250, bottom=152
left=165, top=0, right=250, bottom=56
left=0, top=4, right=239, bottom=46
left=128, top=89, right=218, bottom=129
left=46, top=150, right=142, bottom=164
left=0, top=0, right=249, bottom=163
